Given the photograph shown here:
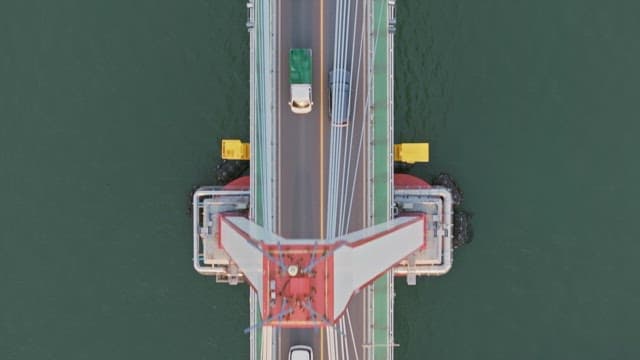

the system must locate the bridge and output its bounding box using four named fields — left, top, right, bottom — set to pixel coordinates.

left=191, top=1, right=457, bottom=359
